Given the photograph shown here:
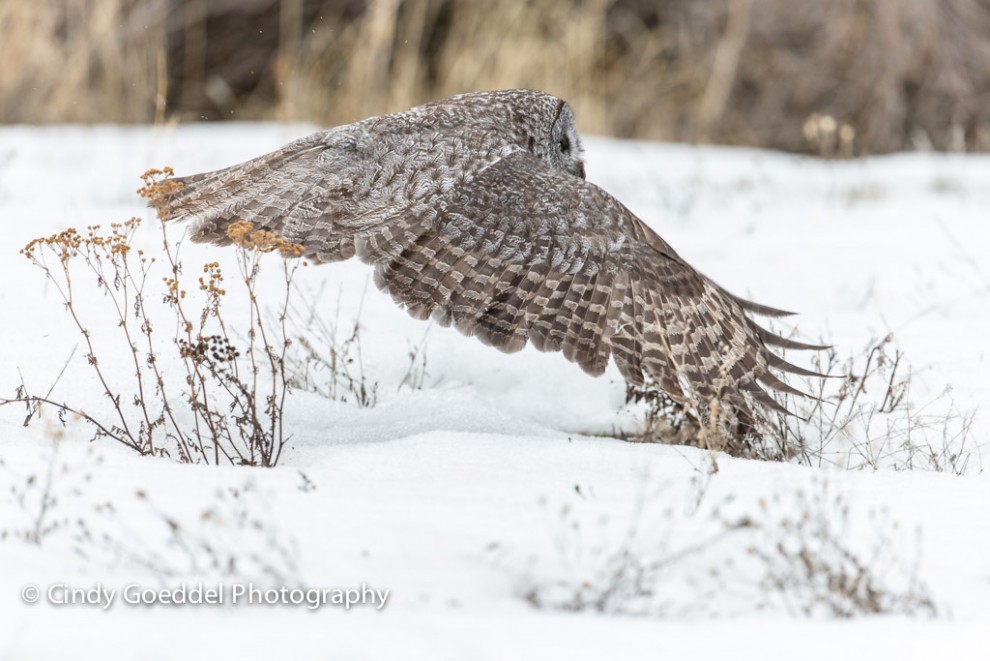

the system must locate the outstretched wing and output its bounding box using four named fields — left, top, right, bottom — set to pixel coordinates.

left=159, top=144, right=820, bottom=421
left=160, top=123, right=474, bottom=264
left=355, top=151, right=821, bottom=418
